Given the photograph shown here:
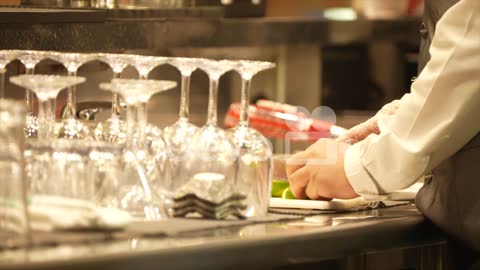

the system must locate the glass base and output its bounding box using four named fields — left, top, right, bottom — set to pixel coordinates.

left=54, top=118, right=93, bottom=140
left=180, top=125, right=237, bottom=194
left=164, top=118, right=198, bottom=156
left=163, top=119, right=198, bottom=193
